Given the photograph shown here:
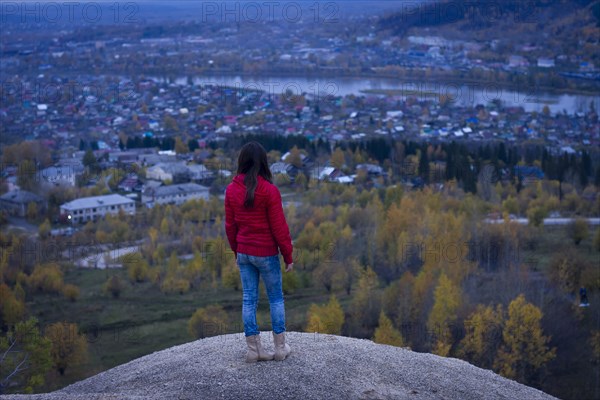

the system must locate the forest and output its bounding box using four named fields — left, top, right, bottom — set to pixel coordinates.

left=0, top=137, right=599, bottom=400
